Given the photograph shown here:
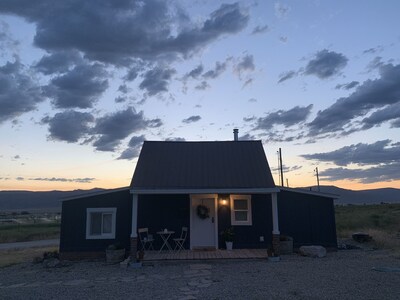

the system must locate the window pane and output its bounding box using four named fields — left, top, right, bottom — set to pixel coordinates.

left=102, top=213, right=112, bottom=234
left=235, top=211, right=248, bottom=221
left=90, top=212, right=102, bottom=235
left=234, top=199, right=248, bottom=210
